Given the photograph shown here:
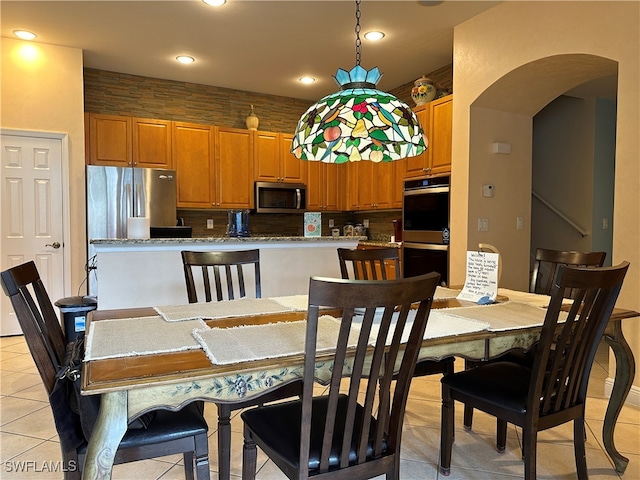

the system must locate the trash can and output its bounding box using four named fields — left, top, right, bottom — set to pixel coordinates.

left=54, top=296, right=97, bottom=342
